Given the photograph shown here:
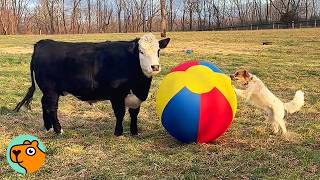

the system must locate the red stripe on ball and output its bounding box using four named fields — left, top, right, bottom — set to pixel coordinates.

left=171, top=60, right=199, bottom=72
left=197, top=88, right=234, bottom=143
